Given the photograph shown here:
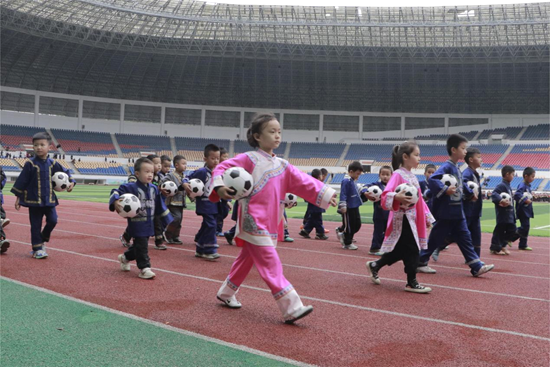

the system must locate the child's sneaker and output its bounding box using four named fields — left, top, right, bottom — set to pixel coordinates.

left=118, top=254, right=131, bottom=271
left=119, top=235, right=130, bottom=248
left=1, top=218, right=10, bottom=228
left=0, top=239, right=10, bottom=254
left=417, top=266, right=436, bottom=274
left=315, top=234, right=329, bottom=240
left=502, top=248, right=511, bottom=255
left=216, top=294, right=242, bottom=309
left=366, top=261, right=381, bottom=285
left=171, top=237, right=183, bottom=245
left=432, top=247, right=441, bottom=262
left=195, top=252, right=220, bottom=261
left=519, top=247, right=533, bottom=251
left=283, top=237, right=294, bottom=243
left=154, top=243, right=167, bottom=250
left=368, top=250, right=384, bottom=256
left=405, top=280, right=432, bottom=293
left=298, top=230, right=311, bottom=239
left=490, top=249, right=507, bottom=255
left=335, top=228, right=345, bottom=247
left=284, top=305, right=314, bottom=324
left=224, top=232, right=235, bottom=246
left=32, top=249, right=48, bottom=259
left=342, top=244, right=358, bottom=250
left=138, top=267, right=156, bottom=279
left=472, top=264, right=495, bottom=277
left=216, top=232, right=225, bottom=237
